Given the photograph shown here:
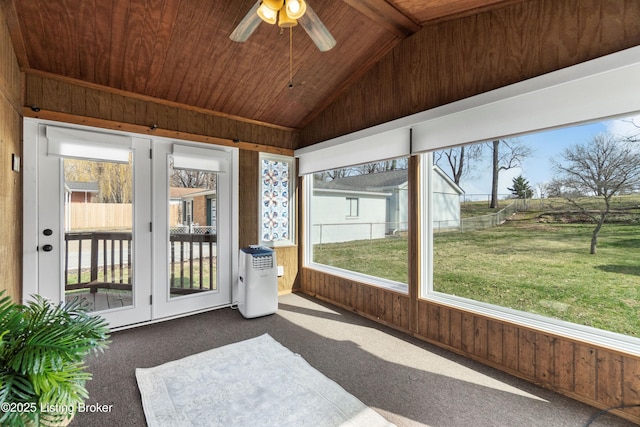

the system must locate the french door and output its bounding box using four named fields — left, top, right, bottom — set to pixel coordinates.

left=24, top=120, right=236, bottom=329
left=151, top=140, right=234, bottom=319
